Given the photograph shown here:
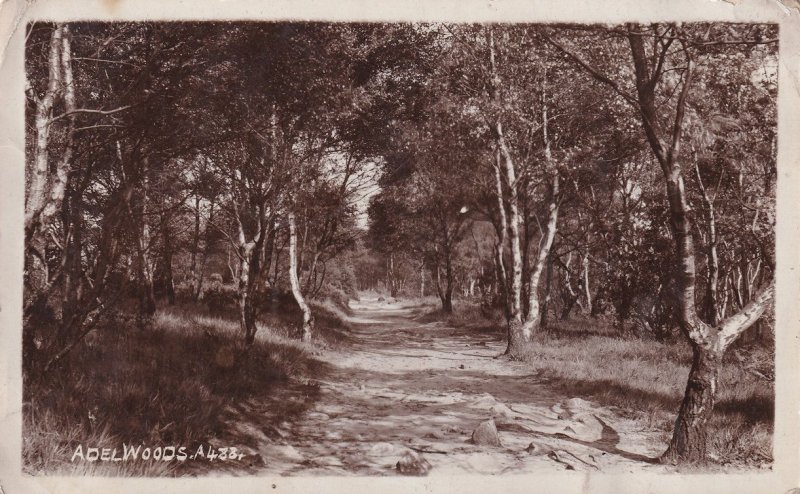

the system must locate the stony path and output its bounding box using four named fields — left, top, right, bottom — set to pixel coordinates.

left=221, top=298, right=669, bottom=476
